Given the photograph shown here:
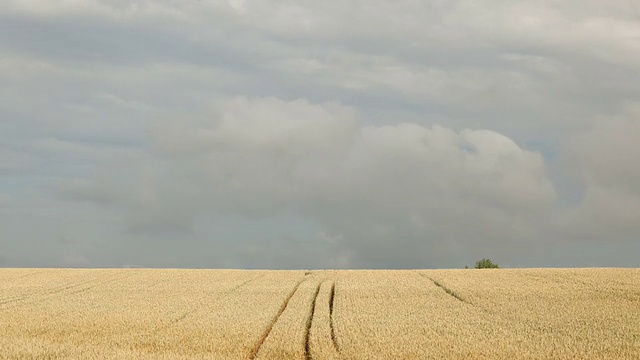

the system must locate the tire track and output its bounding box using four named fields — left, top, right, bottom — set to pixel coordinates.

left=304, top=281, right=322, bottom=360
left=306, top=278, right=342, bottom=360
left=229, top=273, right=266, bottom=293
left=248, top=277, right=306, bottom=360
left=172, top=273, right=265, bottom=325
left=416, top=272, right=472, bottom=305
left=148, top=273, right=267, bottom=336
left=0, top=273, right=126, bottom=309
left=0, top=276, right=66, bottom=304
left=328, top=281, right=340, bottom=353
left=66, top=273, right=135, bottom=296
